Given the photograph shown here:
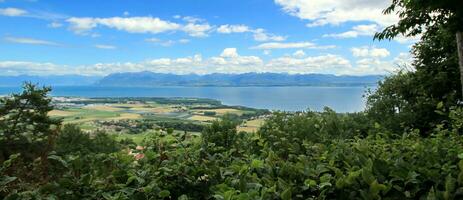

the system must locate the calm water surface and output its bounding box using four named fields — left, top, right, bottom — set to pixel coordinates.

left=0, top=86, right=373, bottom=112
